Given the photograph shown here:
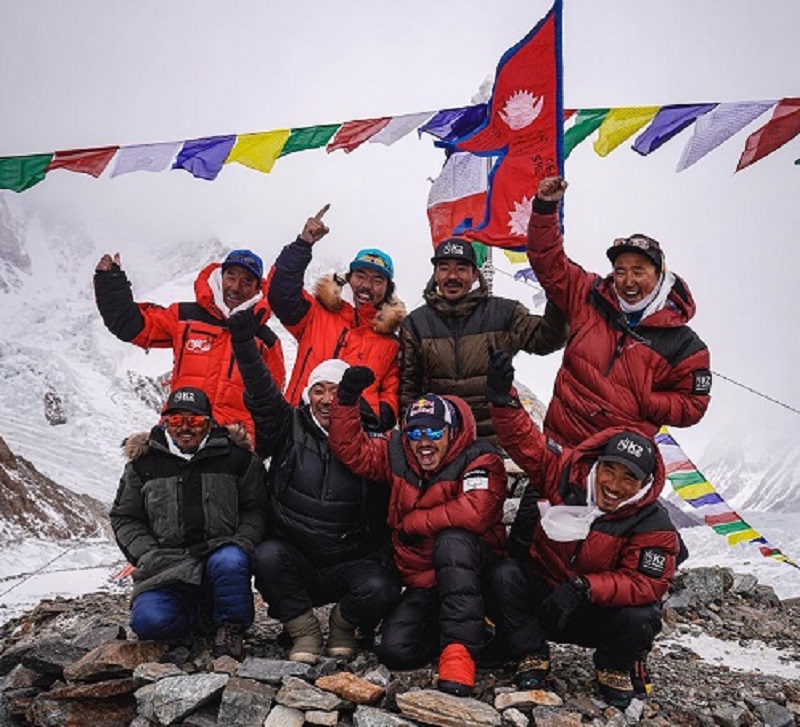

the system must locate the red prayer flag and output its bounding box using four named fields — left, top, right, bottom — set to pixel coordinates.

left=736, top=97, right=800, bottom=172
left=47, top=146, right=119, bottom=177
left=449, top=0, right=563, bottom=248
left=327, top=118, right=391, bottom=153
